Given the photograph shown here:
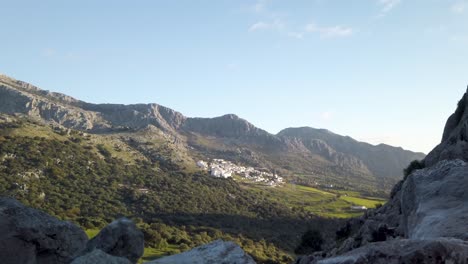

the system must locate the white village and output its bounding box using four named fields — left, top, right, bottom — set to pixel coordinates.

left=196, top=159, right=284, bottom=187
